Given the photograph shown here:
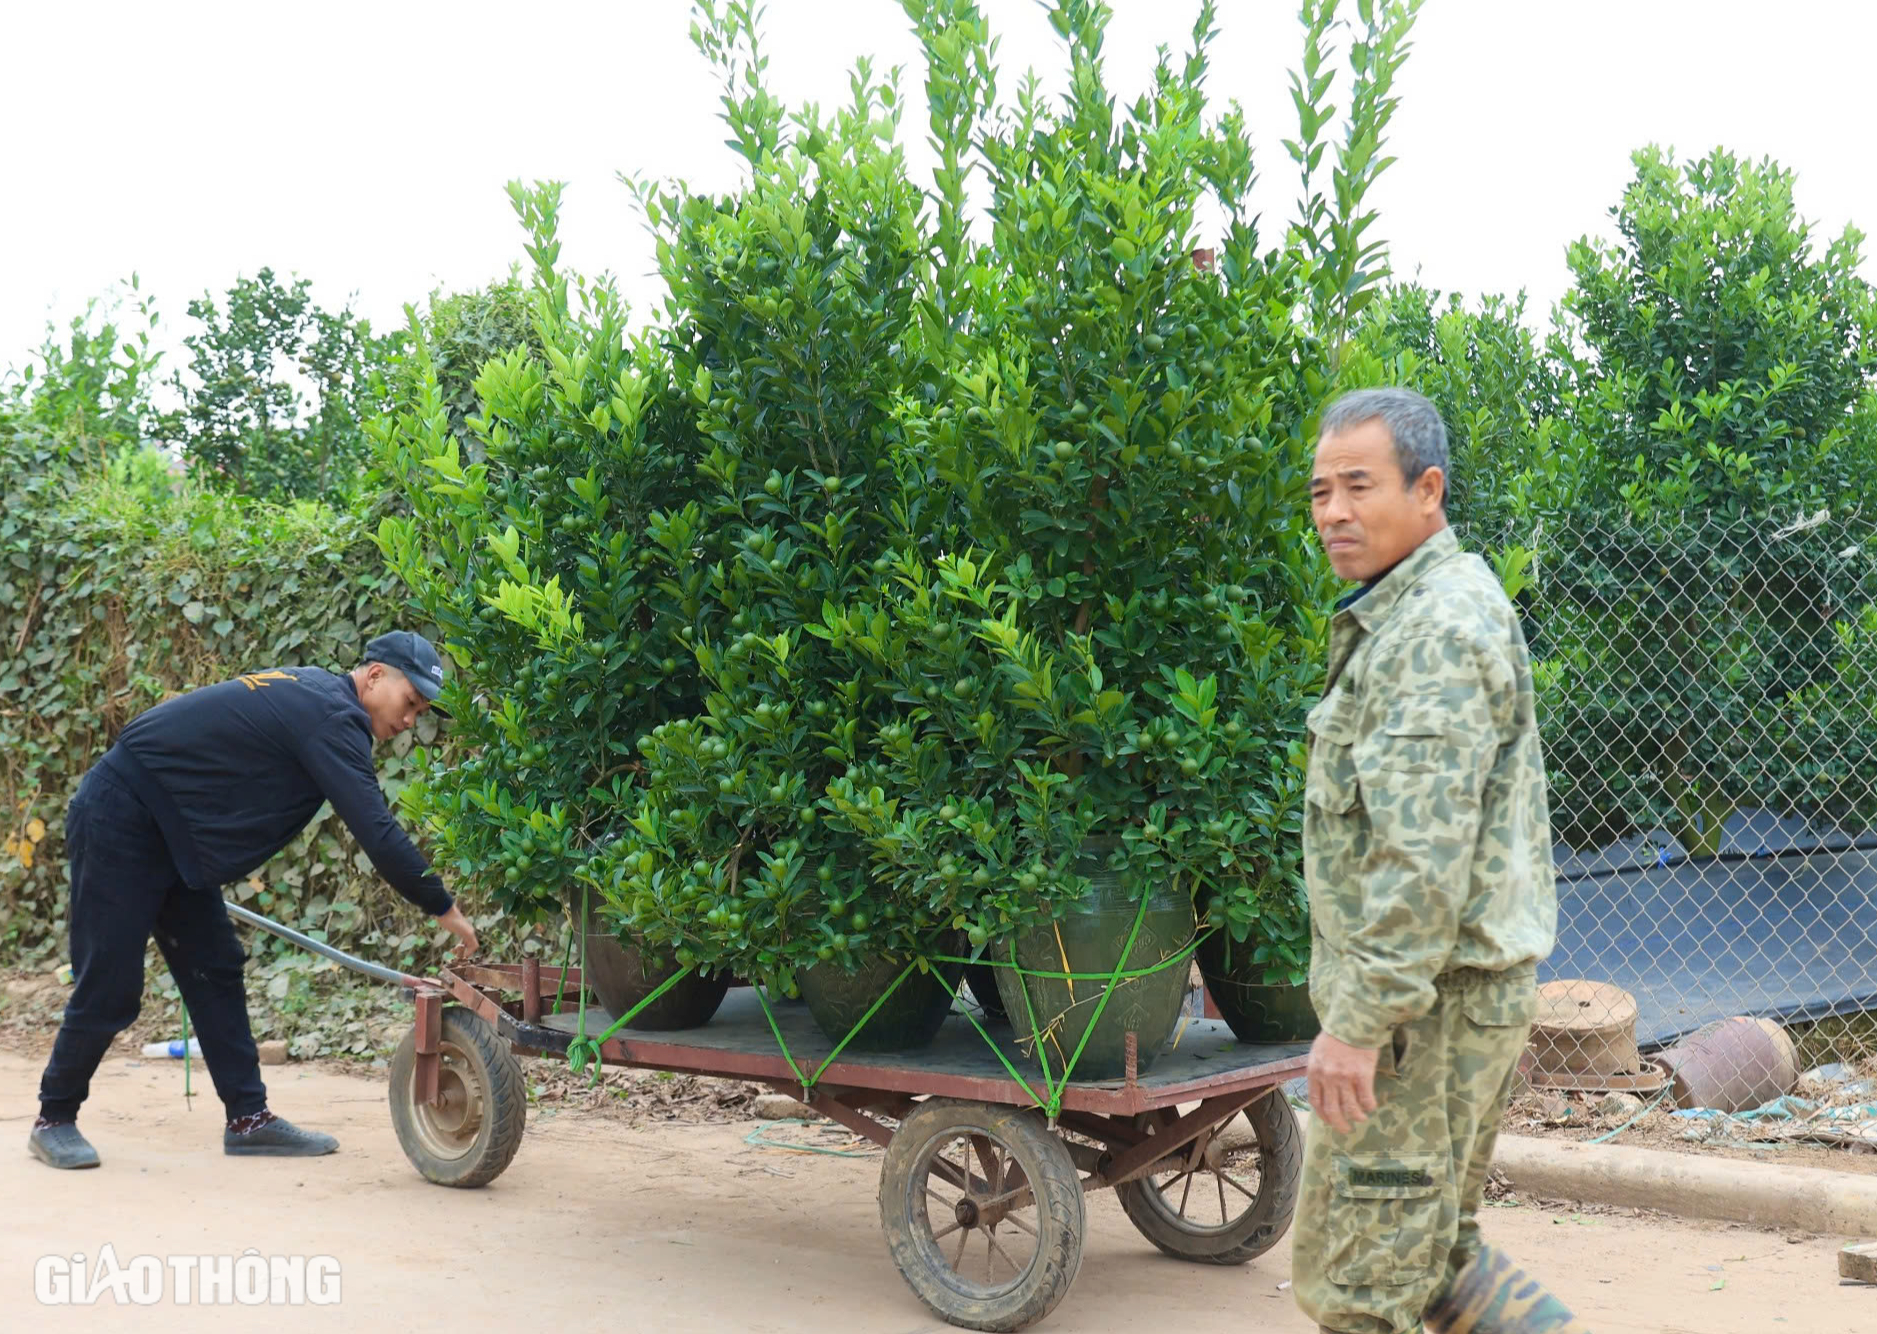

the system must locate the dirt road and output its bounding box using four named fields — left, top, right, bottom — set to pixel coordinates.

left=0, top=1048, right=1865, bottom=1332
